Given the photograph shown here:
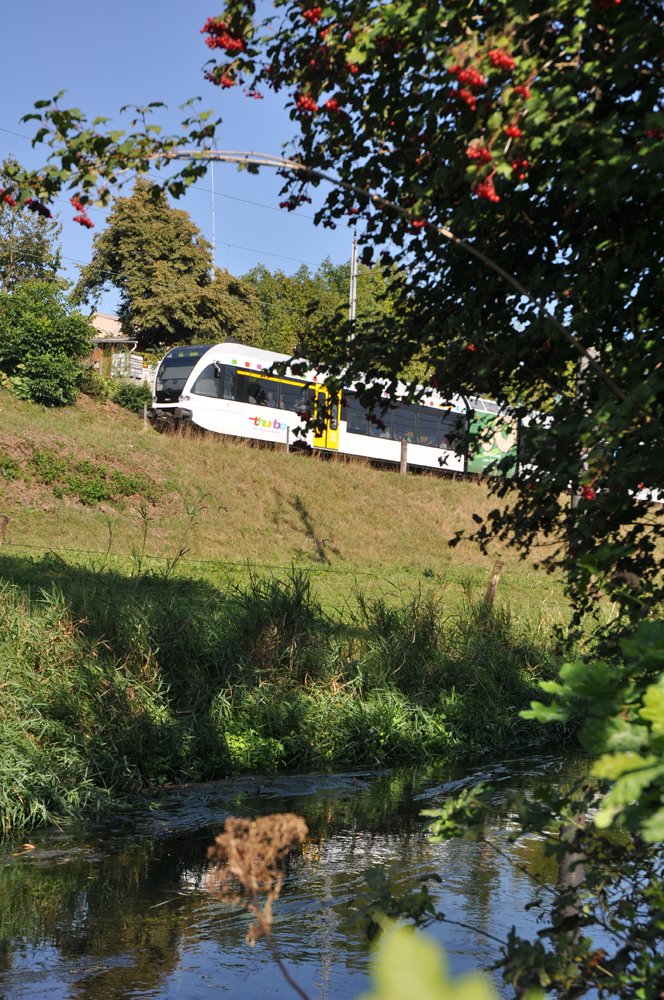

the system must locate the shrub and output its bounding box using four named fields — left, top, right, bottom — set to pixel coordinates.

left=0, top=282, right=92, bottom=407
left=9, top=352, right=81, bottom=406
left=79, top=366, right=110, bottom=400
left=110, top=379, right=152, bottom=414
